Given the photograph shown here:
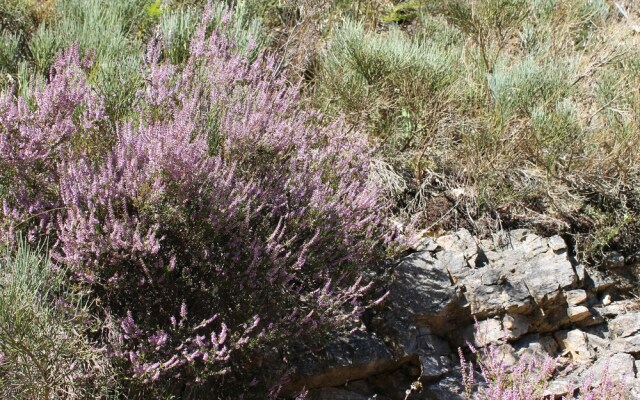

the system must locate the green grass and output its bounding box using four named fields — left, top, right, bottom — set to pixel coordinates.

left=1, top=0, right=266, bottom=121
left=319, top=20, right=460, bottom=167
left=307, top=0, right=640, bottom=261
left=0, top=238, right=115, bottom=399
